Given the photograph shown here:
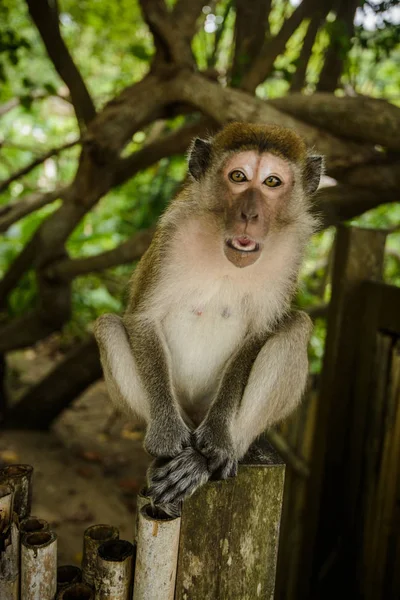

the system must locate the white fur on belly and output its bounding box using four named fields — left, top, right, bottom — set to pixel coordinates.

left=162, top=295, right=247, bottom=408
